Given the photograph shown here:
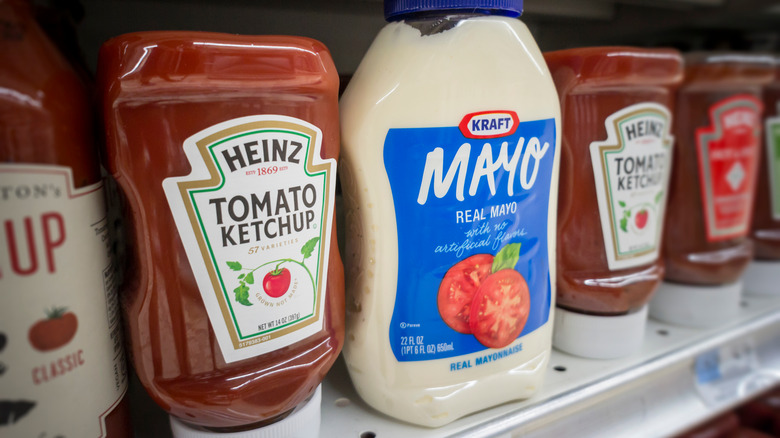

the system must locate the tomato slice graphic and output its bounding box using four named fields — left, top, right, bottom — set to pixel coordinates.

left=437, top=254, right=494, bottom=333
left=469, top=269, right=530, bottom=349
